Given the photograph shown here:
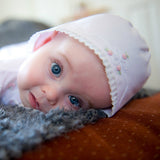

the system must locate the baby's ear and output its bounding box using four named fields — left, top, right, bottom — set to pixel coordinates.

left=33, top=30, right=58, bottom=51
